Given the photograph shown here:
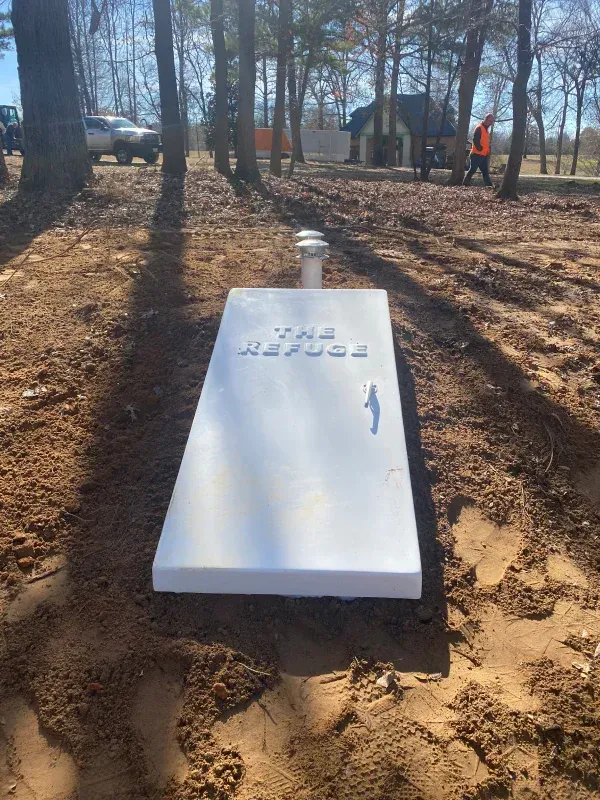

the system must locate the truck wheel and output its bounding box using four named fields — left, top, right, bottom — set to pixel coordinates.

left=114, top=144, right=133, bottom=165
left=144, top=153, right=159, bottom=165
left=90, top=153, right=102, bottom=163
